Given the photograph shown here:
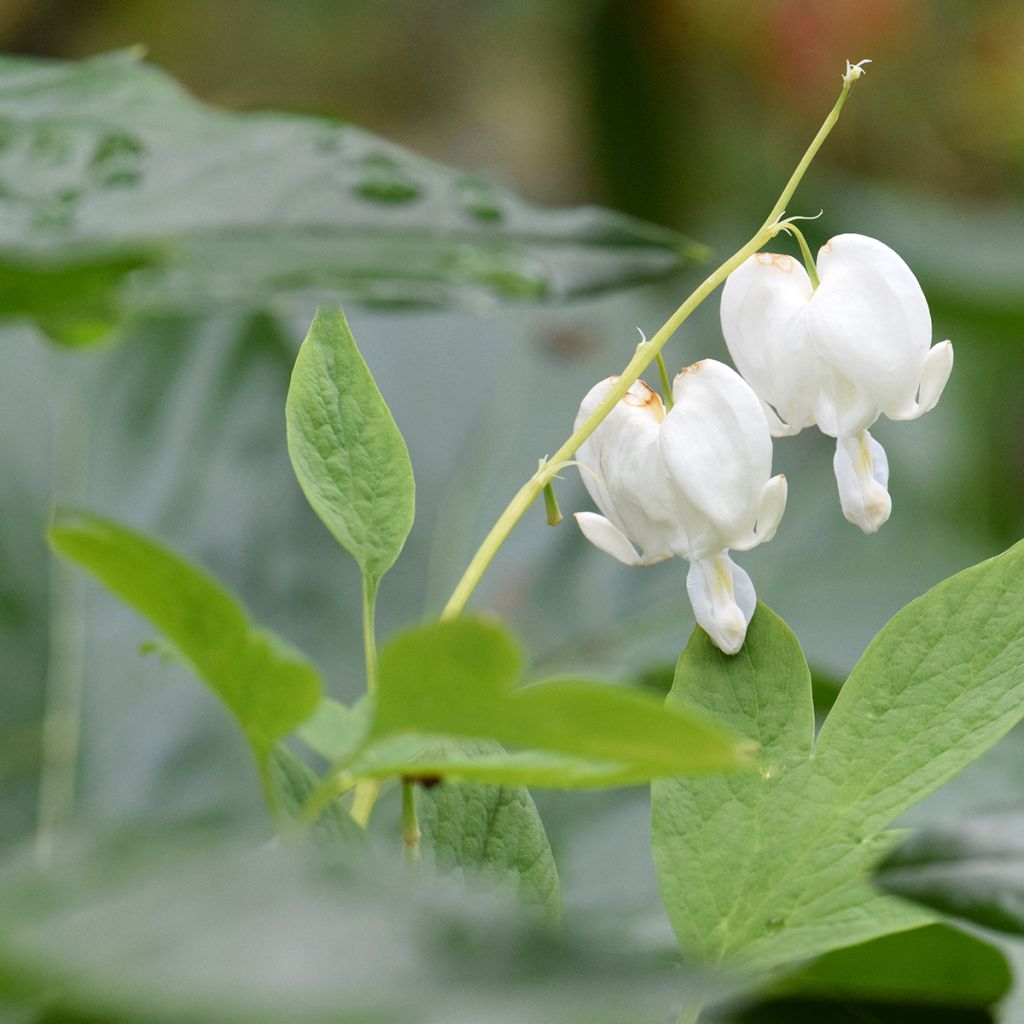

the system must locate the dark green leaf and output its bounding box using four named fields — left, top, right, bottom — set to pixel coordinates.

left=771, top=925, right=1011, bottom=1007
left=877, top=805, right=1024, bottom=937
left=285, top=308, right=414, bottom=583
left=0, top=51, right=706, bottom=338
left=48, top=511, right=320, bottom=755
